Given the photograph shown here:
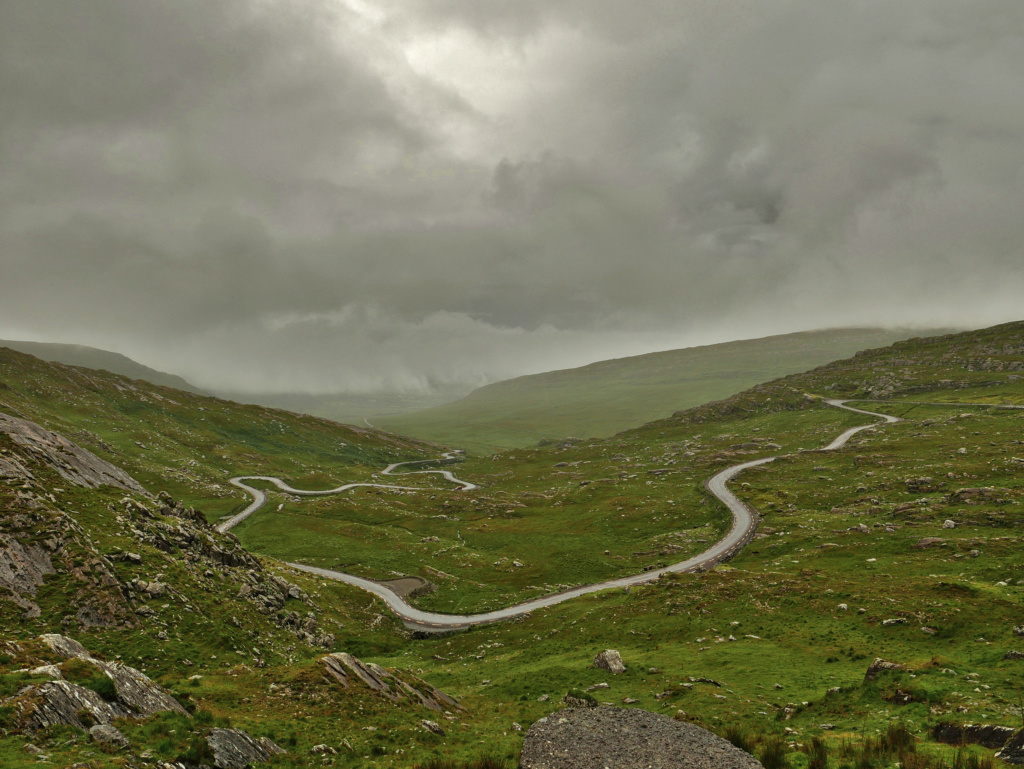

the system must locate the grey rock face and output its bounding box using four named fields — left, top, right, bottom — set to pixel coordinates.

left=0, top=534, right=55, bottom=617
left=207, top=728, right=285, bottom=769
left=519, top=706, right=763, bottom=769
left=5, top=635, right=186, bottom=732
left=593, top=649, right=625, bottom=675
left=321, top=652, right=461, bottom=712
left=0, top=411, right=147, bottom=493
left=997, top=728, right=1024, bottom=764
